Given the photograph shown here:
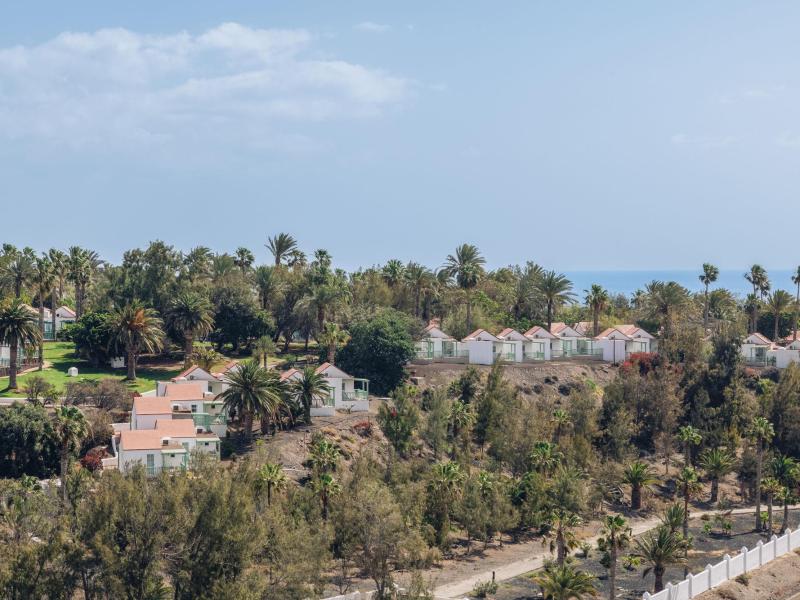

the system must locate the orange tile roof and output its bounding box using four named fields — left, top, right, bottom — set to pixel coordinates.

left=315, top=362, right=331, bottom=375
left=748, top=332, right=773, bottom=345
left=133, top=397, right=173, bottom=416
left=497, top=327, right=515, bottom=338
left=523, top=326, right=556, bottom=339
left=154, top=419, right=198, bottom=437
left=550, top=322, right=568, bottom=334
left=175, top=365, right=201, bottom=379
left=161, top=382, right=207, bottom=400
left=120, top=429, right=186, bottom=451
left=280, top=368, right=300, bottom=381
